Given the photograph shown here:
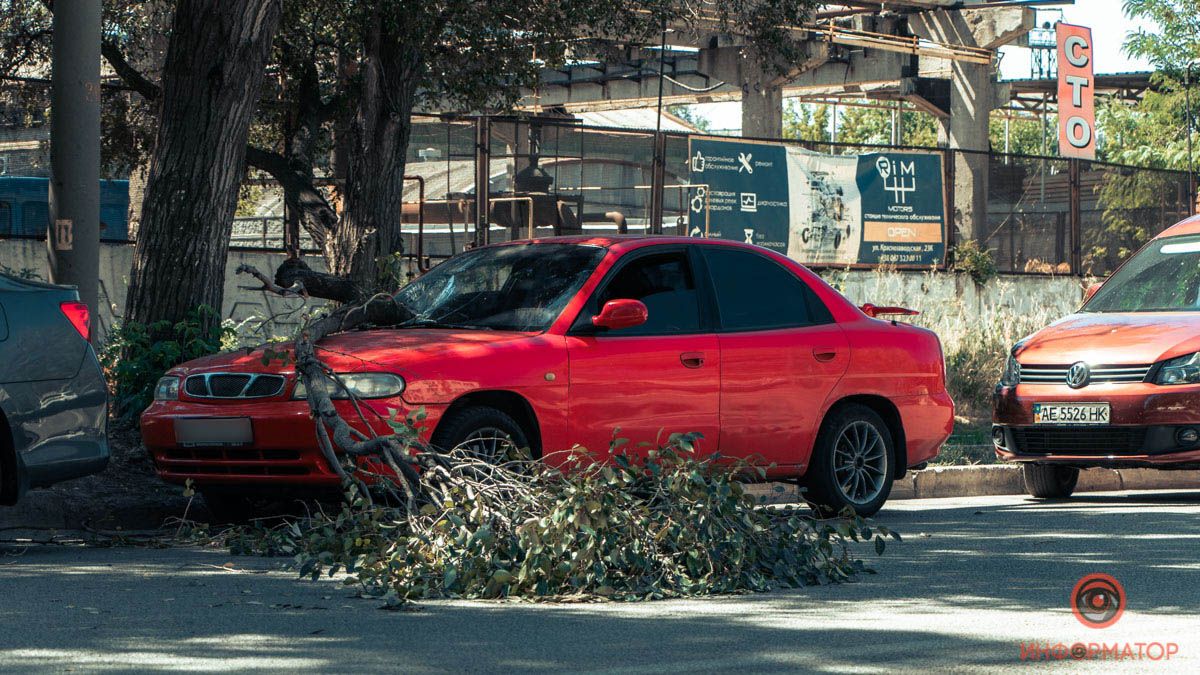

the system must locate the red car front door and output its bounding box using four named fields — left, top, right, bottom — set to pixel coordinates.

left=698, top=246, right=848, bottom=474
left=565, top=247, right=720, bottom=458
